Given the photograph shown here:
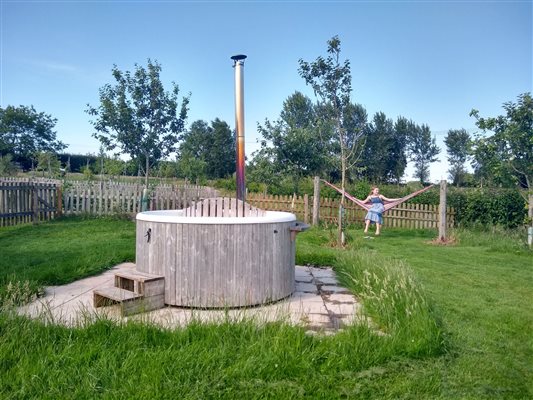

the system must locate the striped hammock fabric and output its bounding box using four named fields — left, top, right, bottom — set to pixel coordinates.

left=321, top=180, right=436, bottom=213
